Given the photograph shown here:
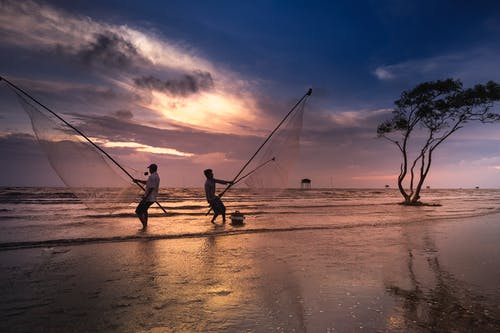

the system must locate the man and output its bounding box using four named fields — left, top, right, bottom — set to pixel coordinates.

left=134, top=163, right=160, bottom=230
left=204, top=169, right=232, bottom=224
